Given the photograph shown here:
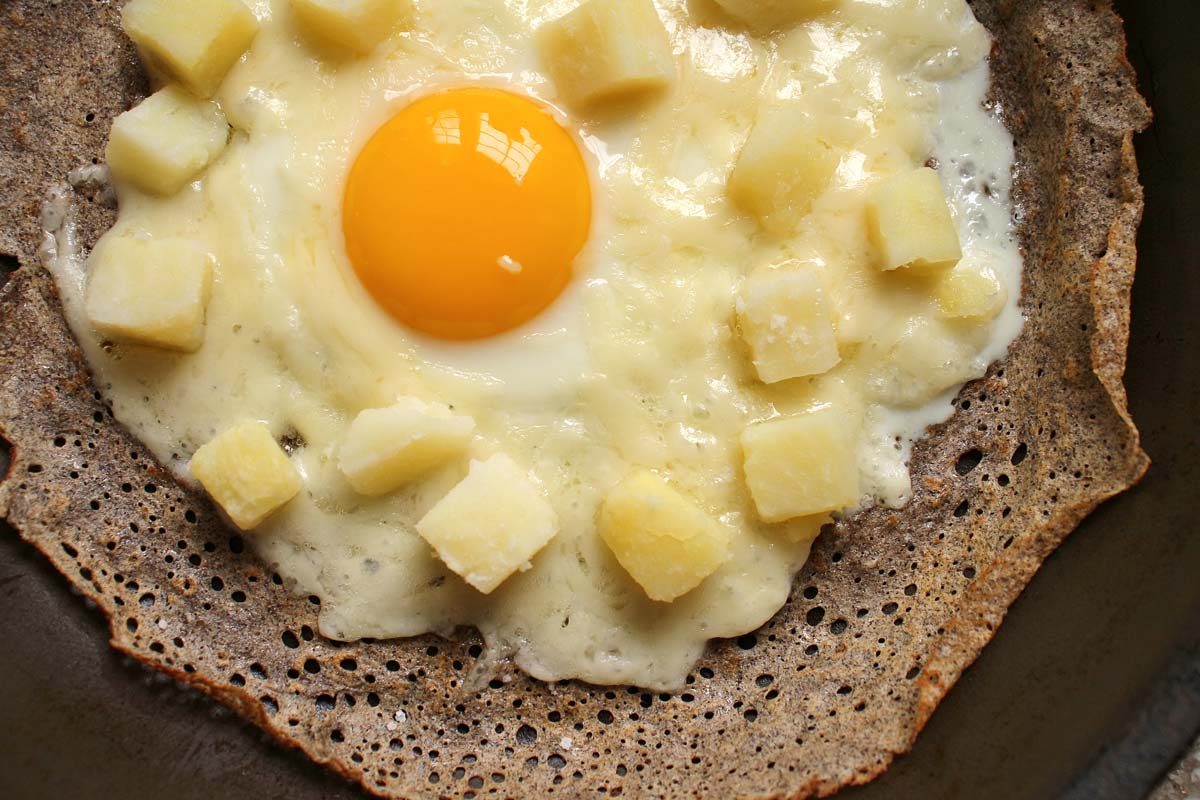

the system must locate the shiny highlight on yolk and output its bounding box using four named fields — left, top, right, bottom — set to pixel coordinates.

left=342, top=88, right=592, bottom=340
